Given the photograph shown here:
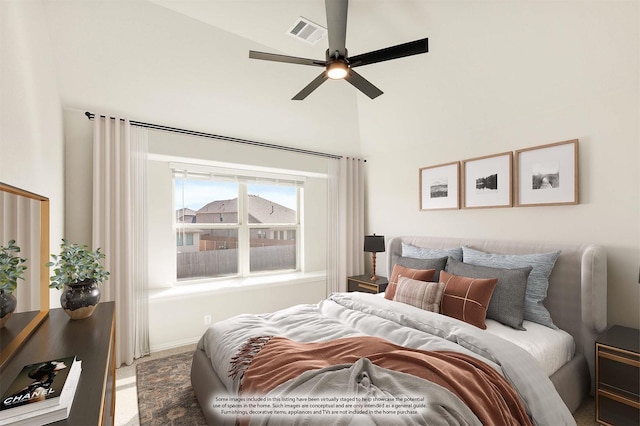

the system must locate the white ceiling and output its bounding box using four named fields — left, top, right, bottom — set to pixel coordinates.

left=42, top=0, right=434, bottom=155
left=148, top=0, right=431, bottom=60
